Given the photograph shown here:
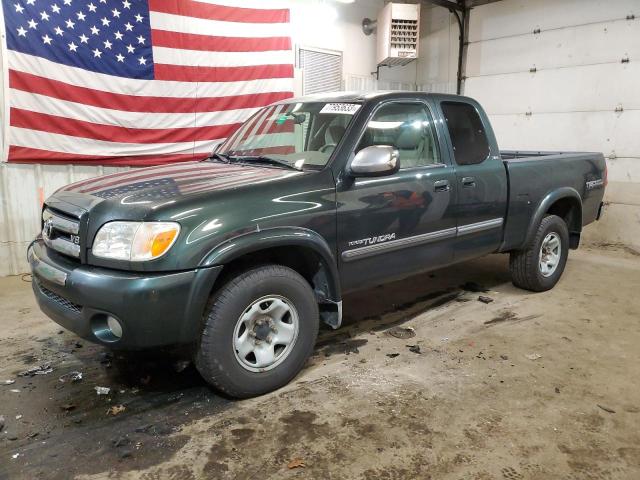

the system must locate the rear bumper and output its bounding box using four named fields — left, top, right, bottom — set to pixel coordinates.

left=596, top=201, right=605, bottom=220
left=28, top=239, right=222, bottom=349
